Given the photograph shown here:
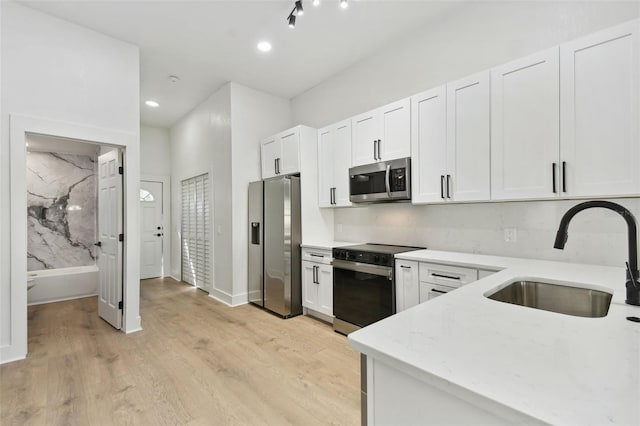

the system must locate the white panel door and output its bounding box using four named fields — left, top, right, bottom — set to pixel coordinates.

left=333, top=120, right=353, bottom=207
left=491, top=47, right=560, bottom=200
left=379, top=98, right=411, bottom=161
left=140, top=181, right=163, bottom=279
left=97, top=150, right=122, bottom=330
left=447, top=71, right=491, bottom=202
left=317, top=126, right=334, bottom=208
left=351, top=110, right=379, bottom=166
left=279, top=129, right=300, bottom=175
left=561, top=19, right=640, bottom=197
left=317, top=264, right=333, bottom=316
left=261, top=137, right=280, bottom=179
left=411, top=86, right=447, bottom=204
left=302, top=261, right=318, bottom=311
